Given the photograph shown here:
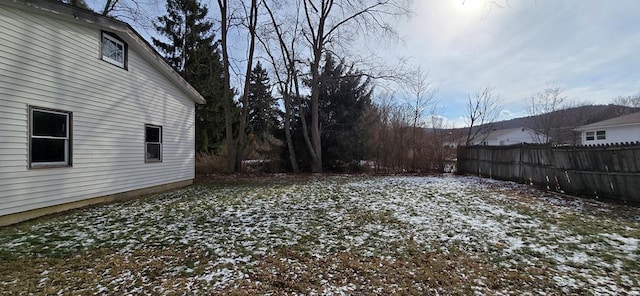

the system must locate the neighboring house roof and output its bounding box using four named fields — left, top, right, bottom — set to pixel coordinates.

left=575, top=111, right=640, bottom=131
left=484, top=127, right=529, bottom=141
left=4, top=0, right=205, bottom=104
left=474, top=127, right=536, bottom=142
